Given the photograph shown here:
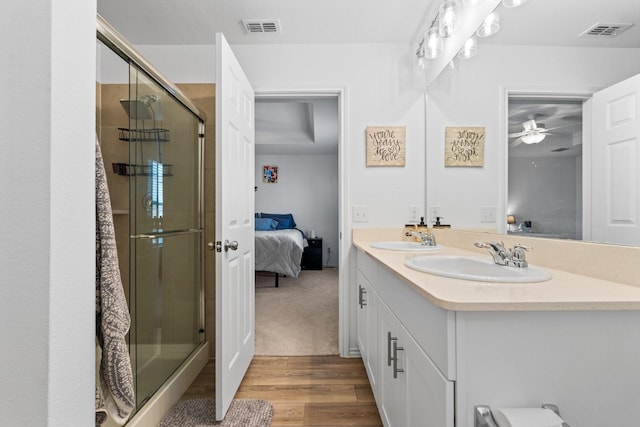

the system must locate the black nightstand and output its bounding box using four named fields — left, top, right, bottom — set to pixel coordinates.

left=301, top=237, right=323, bottom=270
